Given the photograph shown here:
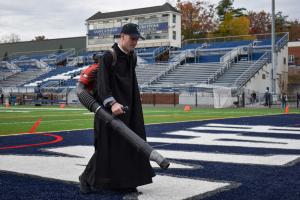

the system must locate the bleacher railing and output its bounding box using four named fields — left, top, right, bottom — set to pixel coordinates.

left=137, top=46, right=170, bottom=63
left=140, top=63, right=177, bottom=88
left=182, top=32, right=288, bottom=47
left=0, top=61, right=20, bottom=71
left=153, top=46, right=170, bottom=58
left=233, top=52, right=271, bottom=88
left=205, top=48, right=240, bottom=84
left=0, top=61, right=21, bottom=81
left=275, top=32, right=289, bottom=51
left=220, top=47, right=240, bottom=65
left=41, top=48, right=75, bottom=65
